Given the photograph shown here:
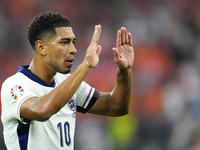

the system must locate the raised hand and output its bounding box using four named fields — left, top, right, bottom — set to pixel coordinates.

left=112, top=27, right=134, bottom=69
left=84, top=25, right=102, bottom=68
